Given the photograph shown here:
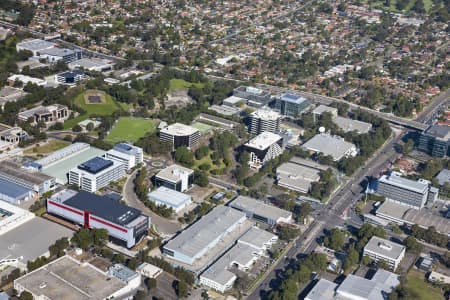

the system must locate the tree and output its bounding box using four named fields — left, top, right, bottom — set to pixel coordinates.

left=194, top=170, right=209, bottom=187
left=18, top=291, right=33, bottom=300
left=403, top=236, right=422, bottom=253
left=173, top=280, right=188, bottom=298
left=201, top=290, right=209, bottom=300
left=412, top=0, right=425, bottom=13
left=403, top=139, right=414, bottom=154
left=323, top=229, right=346, bottom=251
left=86, top=122, right=95, bottom=131
left=145, top=278, right=157, bottom=290
left=72, top=124, right=83, bottom=132
left=195, top=146, right=209, bottom=160
left=174, top=146, right=194, bottom=167
left=343, top=247, right=359, bottom=272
